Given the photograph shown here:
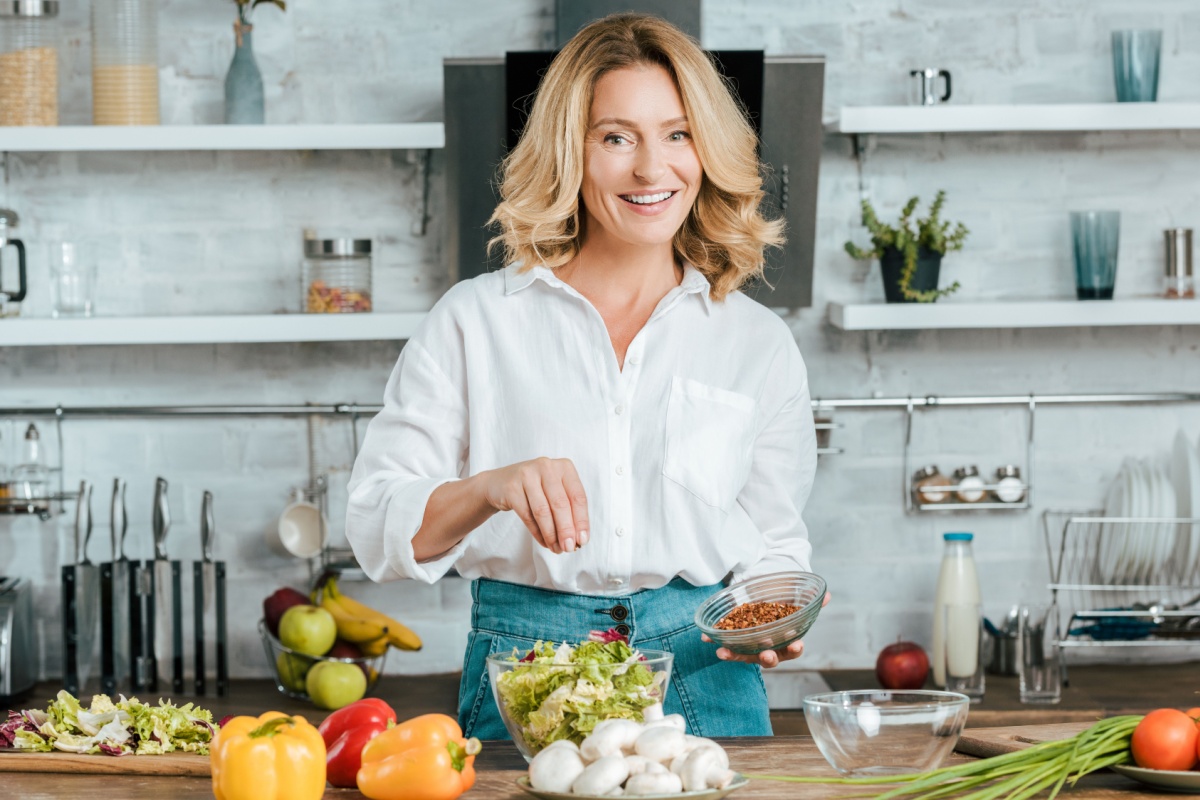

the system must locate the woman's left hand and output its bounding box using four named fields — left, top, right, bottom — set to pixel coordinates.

left=704, top=591, right=831, bottom=669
